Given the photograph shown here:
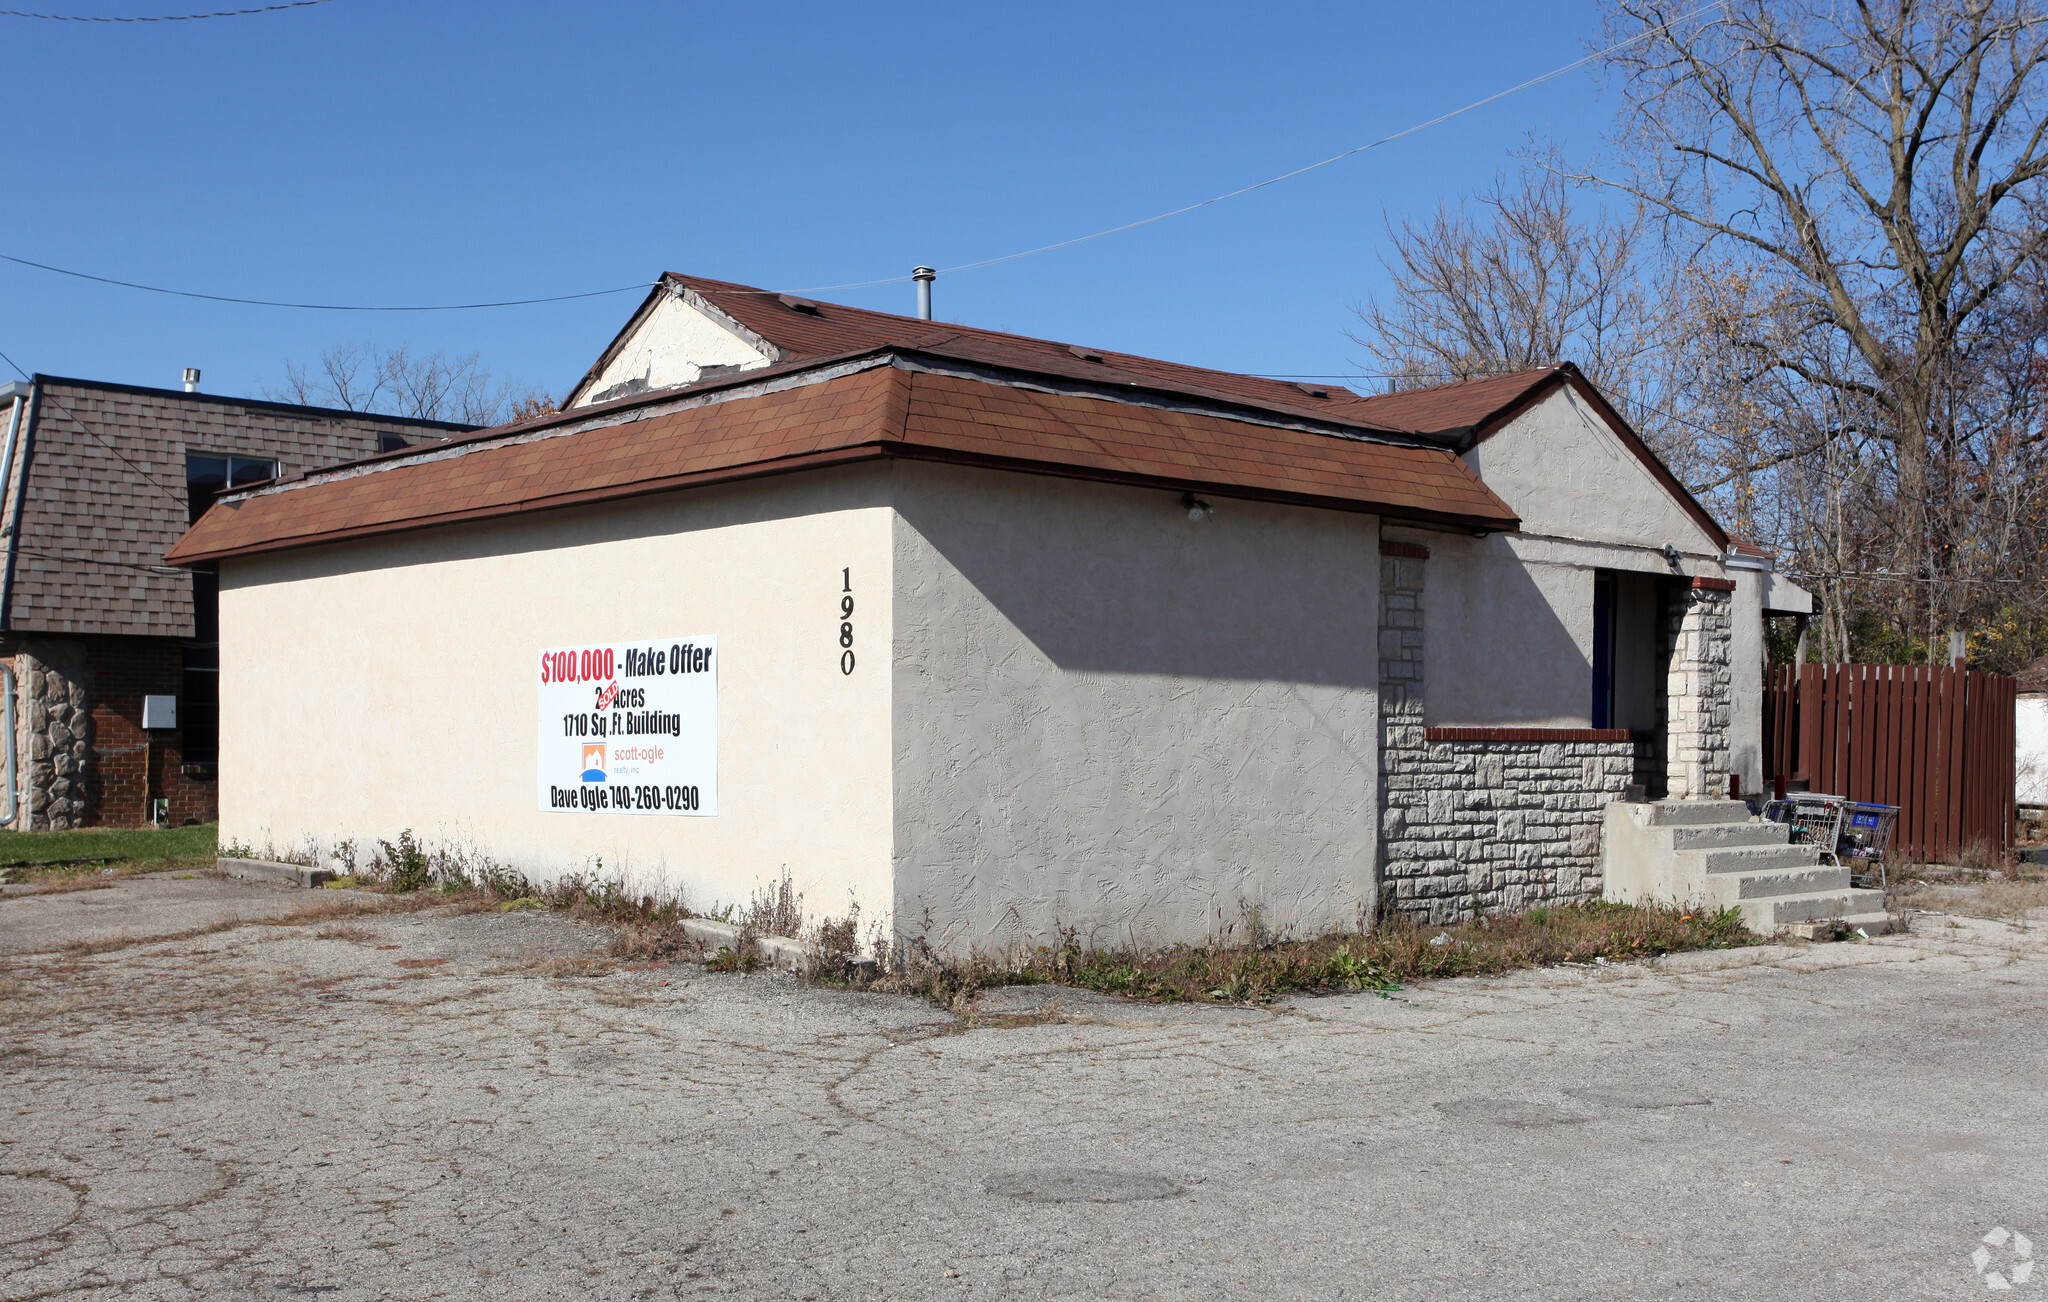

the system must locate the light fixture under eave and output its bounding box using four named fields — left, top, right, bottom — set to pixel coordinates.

left=1181, top=491, right=1212, bottom=522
